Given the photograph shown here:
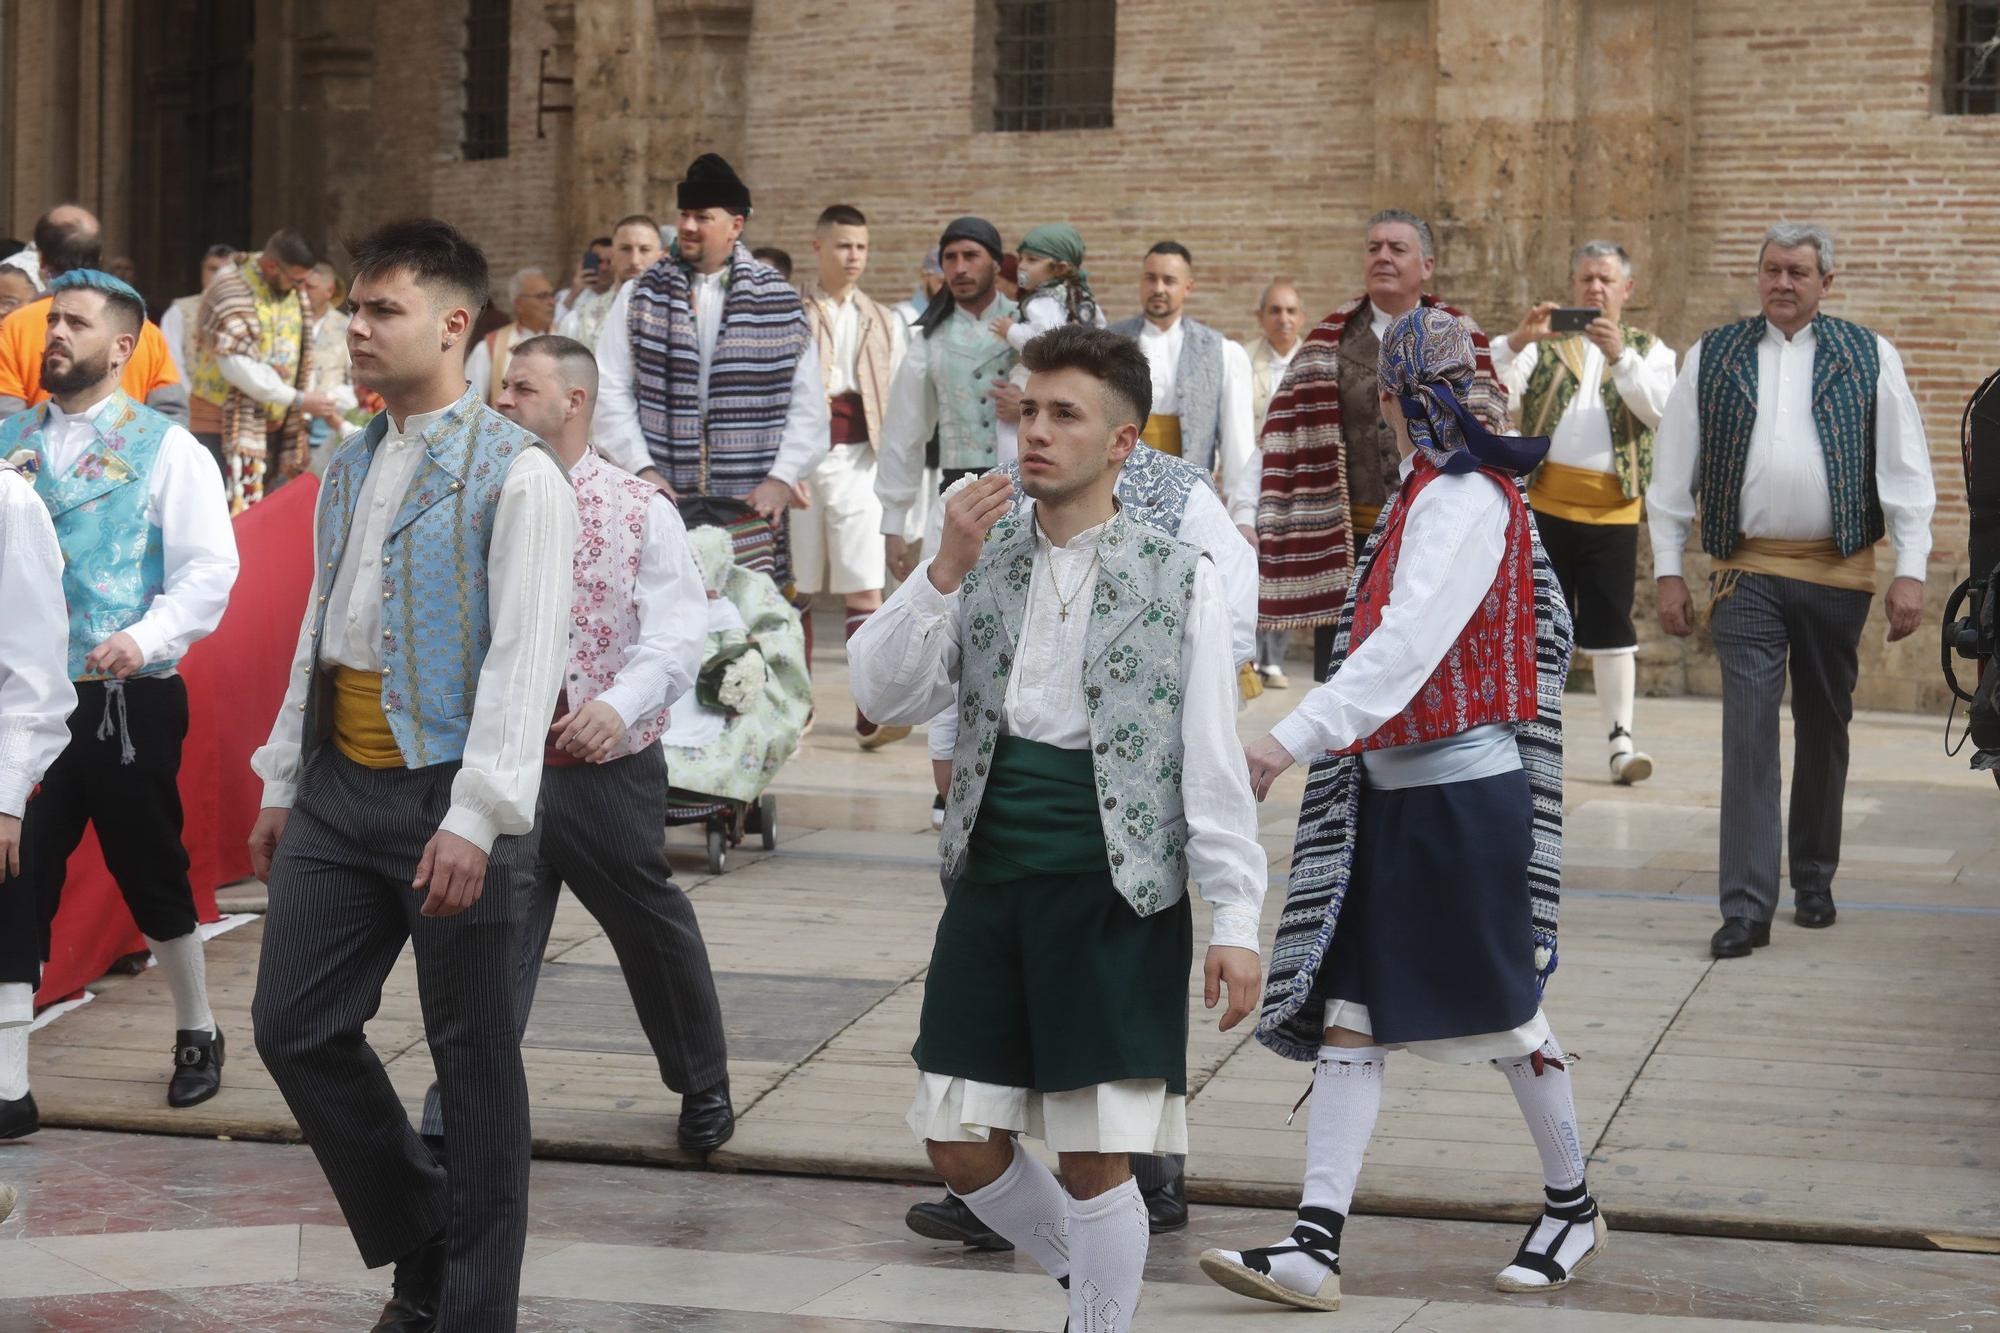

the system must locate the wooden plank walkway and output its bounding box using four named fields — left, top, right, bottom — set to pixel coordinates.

left=19, top=647, right=2000, bottom=1251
